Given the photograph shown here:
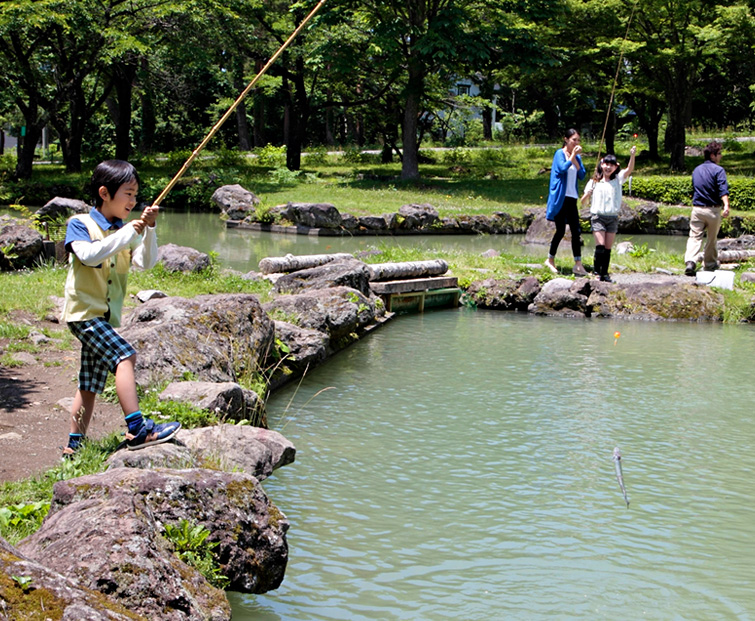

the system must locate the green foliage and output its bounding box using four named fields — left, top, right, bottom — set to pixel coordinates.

left=255, top=145, right=286, bottom=168
left=163, top=519, right=229, bottom=589
left=630, top=176, right=693, bottom=205
left=138, top=390, right=220, bottom=429
left=628, top=243, right=651, bottom=258
left=0, top=502, right=50, bottom=540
